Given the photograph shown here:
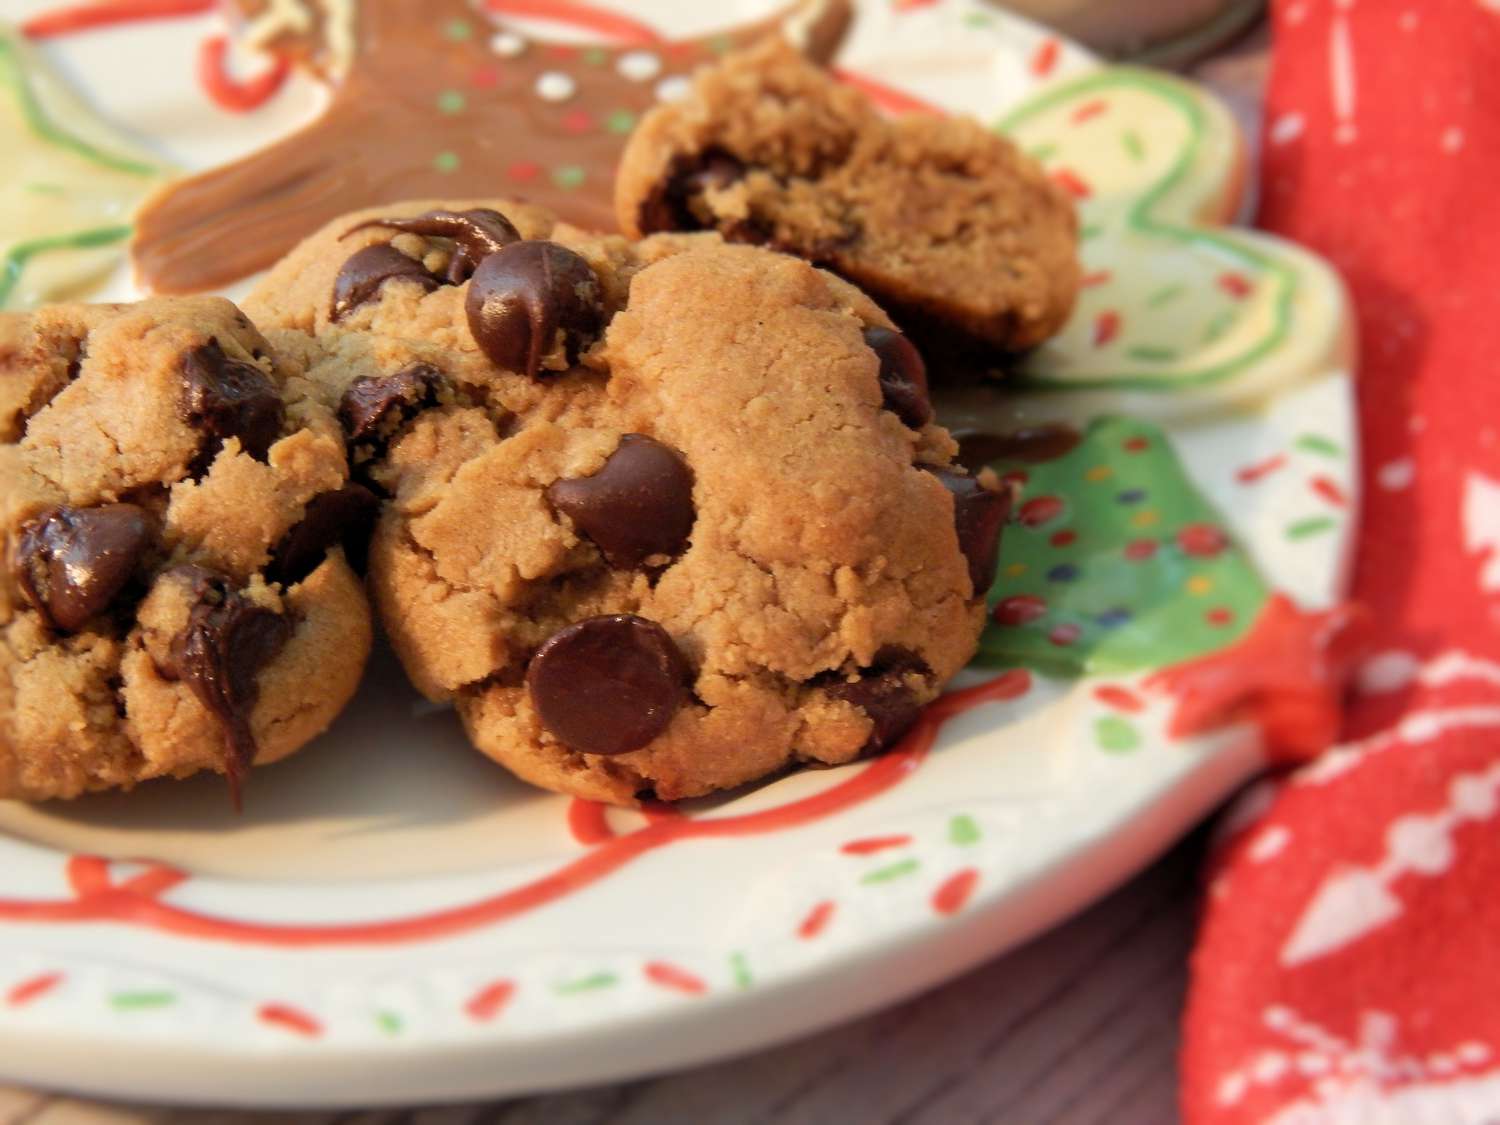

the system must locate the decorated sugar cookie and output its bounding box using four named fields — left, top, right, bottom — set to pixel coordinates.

left=0, top=23, right=169, bottom=310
